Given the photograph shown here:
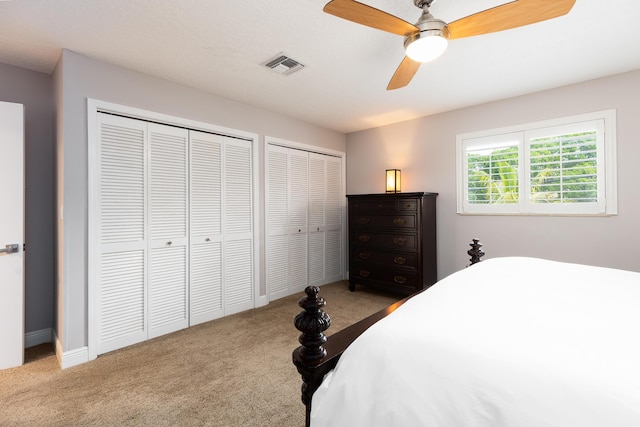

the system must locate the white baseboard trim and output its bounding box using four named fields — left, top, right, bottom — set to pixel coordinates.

left=256, top=294, right=269, bottom=308
left=25, top=328, right=52, bottom=348
left=53, top=330, right=90, bottom=369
